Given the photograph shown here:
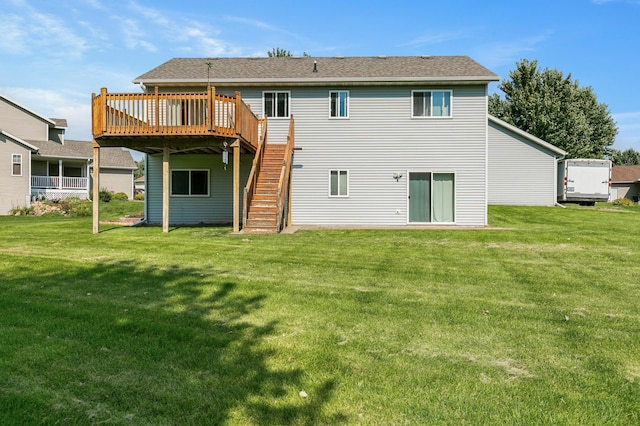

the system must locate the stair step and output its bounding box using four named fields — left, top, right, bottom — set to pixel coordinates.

left=248, top=208, right=277, bottom=216
left=243, top=227, right=279, bottom=234
left=246, top=220, right=278, bottom=228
